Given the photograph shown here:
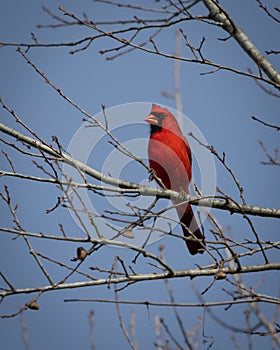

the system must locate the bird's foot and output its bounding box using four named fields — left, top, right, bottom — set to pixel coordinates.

left=148, top=168, right=156, bottom=182
left=178, top=189, right=187, bottom=202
